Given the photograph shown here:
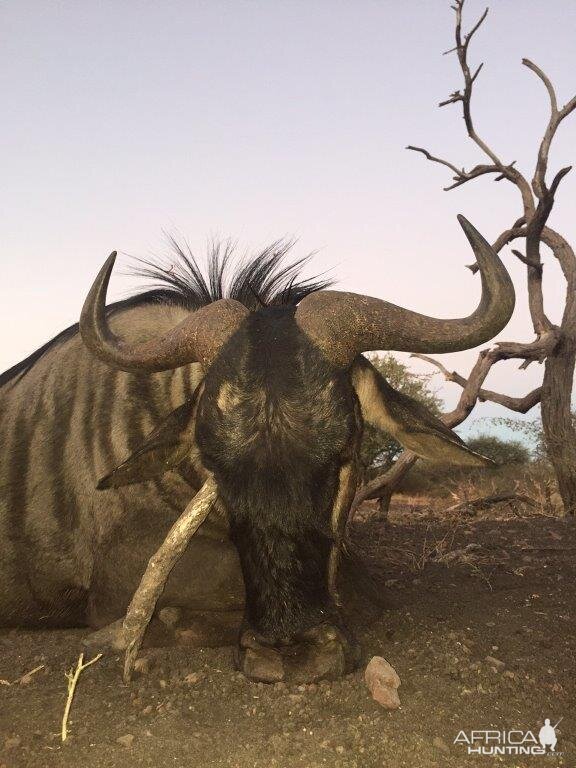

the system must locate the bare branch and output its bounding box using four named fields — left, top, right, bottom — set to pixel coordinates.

left=439, top=91, right=463, bottom=107
left=352, top=451, right=418, bottom=509
left=444, top=163, right=506, bottom=190
left=471, top=62, right=484, bottom=83
left=406, top=145, right=512, bottom=192
left=444, top=492, right=538, bottom=515
left=492, top=226, right=527, bottom=252
left=463, top=5, right=489, bottom=48
left=541, top=226, right=576, bottom=332
left=550, top=165, right=572, bottom=196
left=525, top=192, right=559, bottom=333
left=511, top=249, right=542, bottom=272
left=450, top=2, right=502, bottom=167
left=522, top=58, right=558, bottom=113
left=411, top=353, right=542, bottom=413
left=406, top=145, right=462, bottom=177
left=409, top=3, right=534, bottom=211
left=122, top=478, right=217, bottom=682
left=495, top=331, right=560, bottom=362
left=523, top=58, right=576, bottom=199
